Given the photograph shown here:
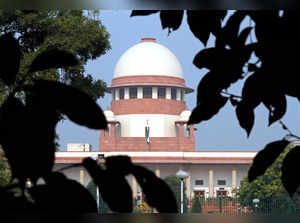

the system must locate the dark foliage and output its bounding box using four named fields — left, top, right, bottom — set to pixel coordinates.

left=29, top=48, right=78, bottom=73
left=0, top=33, right=21, bottom=85
left=282, top=147, right=300, bottom=197
left=248, top=140, right=290, bottom=183
left=130, top=10, right=300, bottom=198
left=0, top=33, right=178, bottom=213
